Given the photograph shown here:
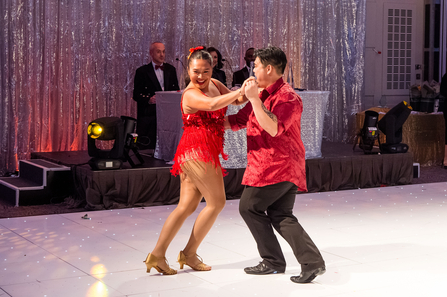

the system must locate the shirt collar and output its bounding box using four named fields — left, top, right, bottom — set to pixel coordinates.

left=259, top=77, right=285, bottom=101
left=152, top=61, right=164, bottom=68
